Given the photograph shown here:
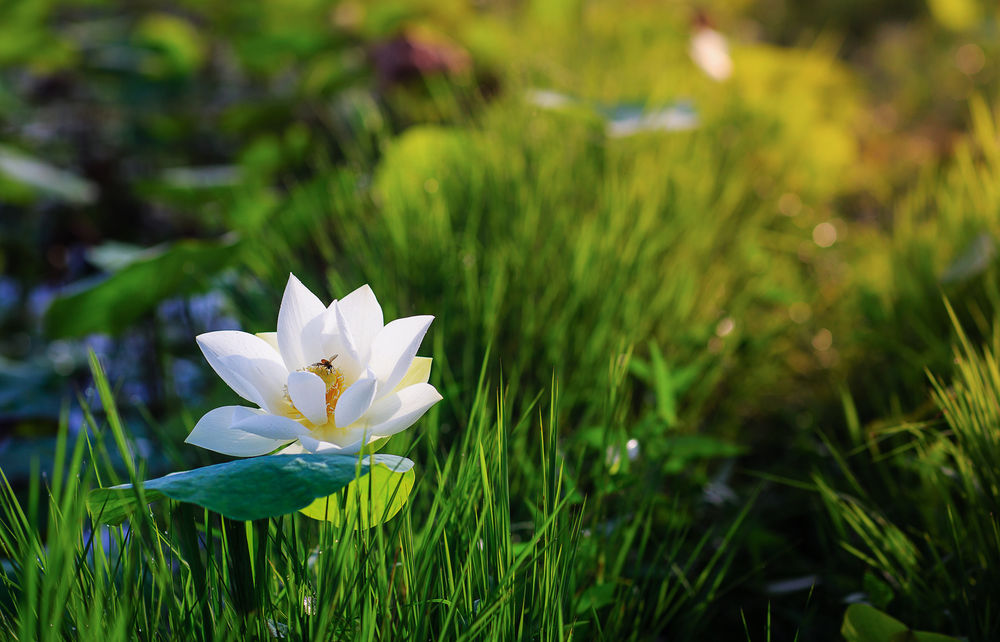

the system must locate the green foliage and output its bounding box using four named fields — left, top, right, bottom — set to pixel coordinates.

left=819, top=311, right=1000, bottom=640
left=0, top=344, right=743, bottom=640
left=0, top=0, right=75, bottom=69
left=133, top=13, right=208, bottom=78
